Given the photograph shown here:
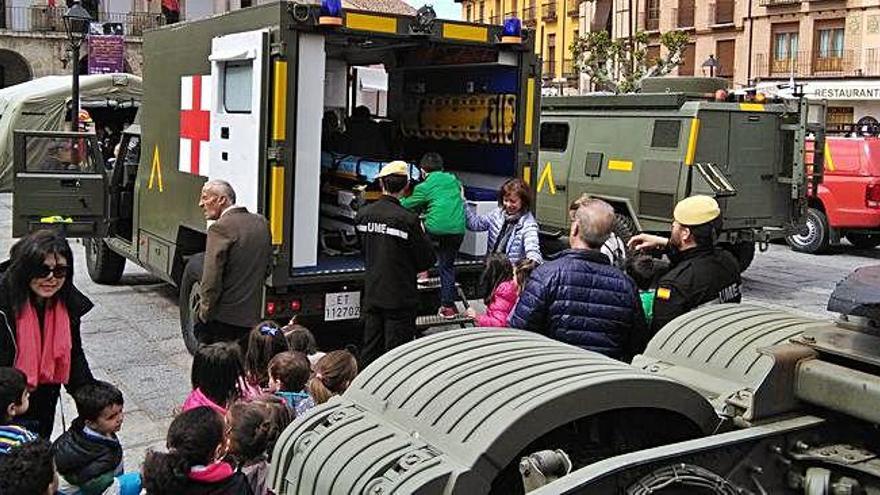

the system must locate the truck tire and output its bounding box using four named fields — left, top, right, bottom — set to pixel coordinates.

left=720, top=242, right=756, bottom=272
left=84, top=237, right=125, bottom=284
left=179, top=253, right=204, bottom=355
left=786, top=208, right=830, bottom=254
left=612, top=213, right=637, bottom=245
left=845, top=233, right=880, bottom=250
